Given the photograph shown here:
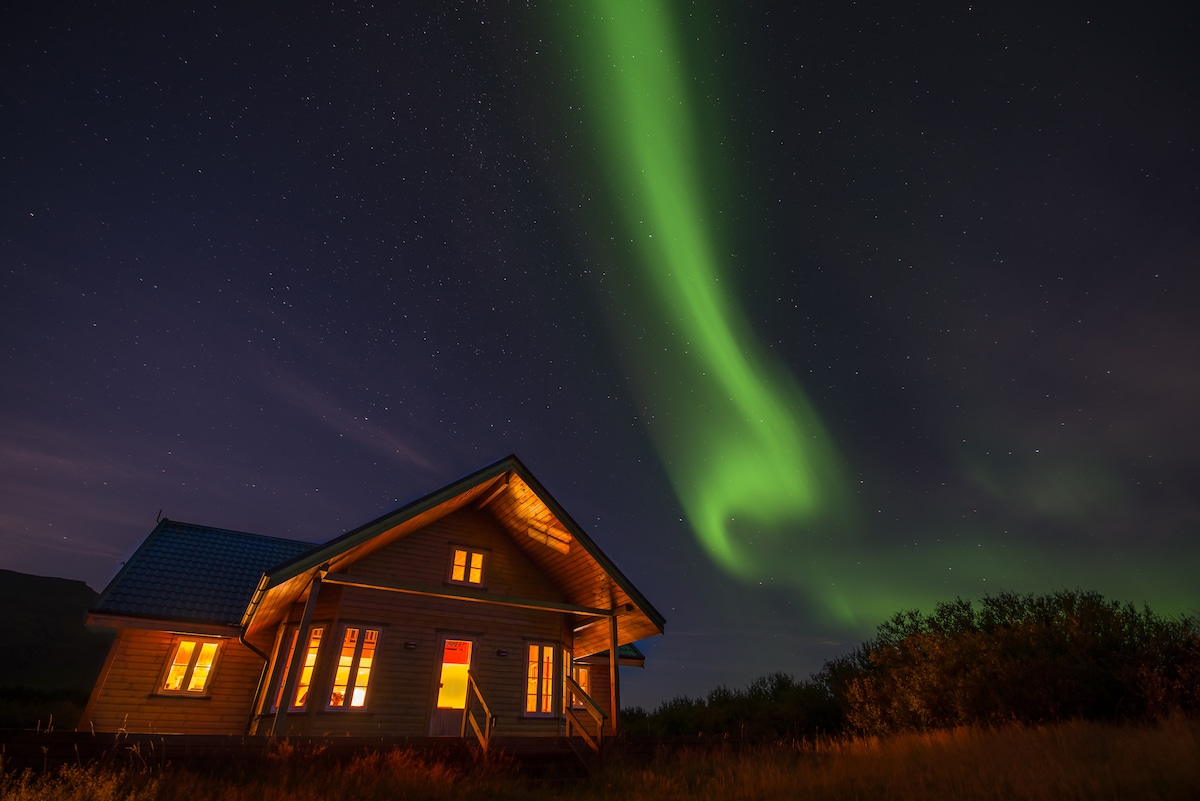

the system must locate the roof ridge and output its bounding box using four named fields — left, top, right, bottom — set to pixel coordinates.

left=158, top=517, right=318, bottom=546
